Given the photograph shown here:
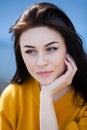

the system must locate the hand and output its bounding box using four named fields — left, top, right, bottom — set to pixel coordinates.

left=41, top=54, right=77, bottom=97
